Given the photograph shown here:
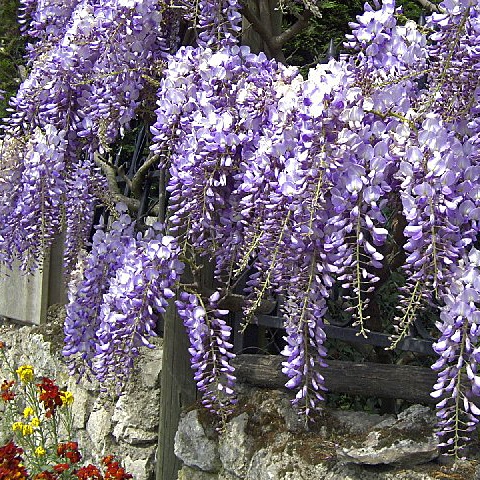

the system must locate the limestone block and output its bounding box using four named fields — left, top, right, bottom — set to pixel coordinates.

left=245, top=445, right=329, bottom=480
left=177, top=466, right=219, bottom=480
left=329, top=409, right=392, bottom=435
left=122, top=454, right=155, bottom=480
left=112, top=389, right=160, bottom=444
left=174, top=410, right=221, bottom=472
left=138, top=340, right=163, bottom=388
left=86, top=401, right=114, bottom=453
left=66, top=379, right=92, bottom=429
left=218, top=413, right=253, bottom=478
left=336, top=405, right=438, bottom=466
